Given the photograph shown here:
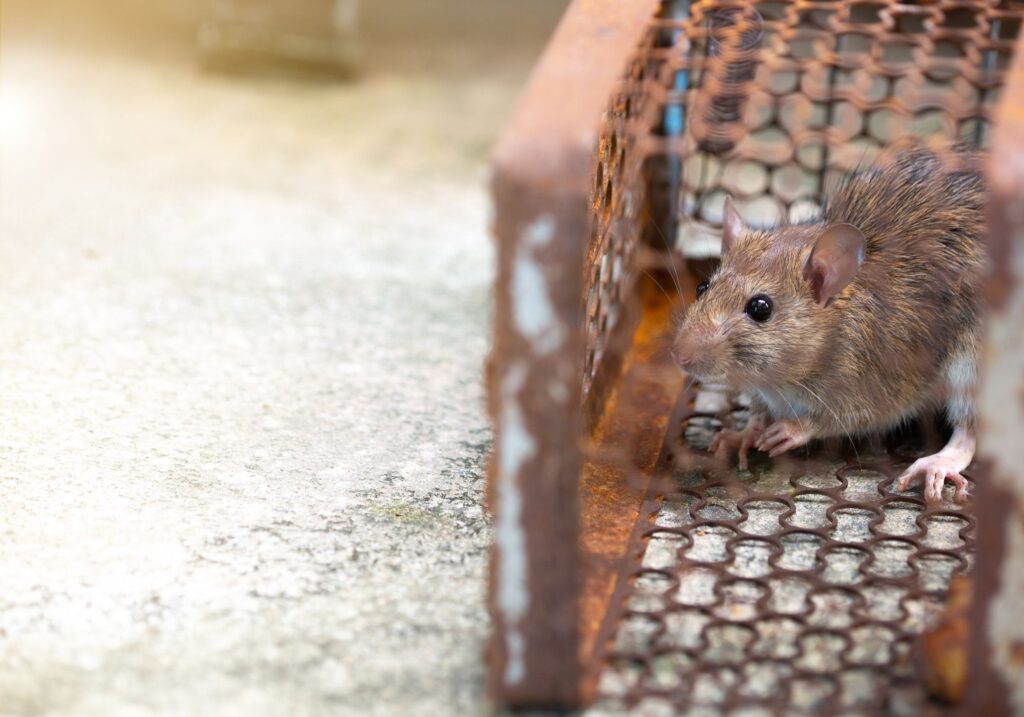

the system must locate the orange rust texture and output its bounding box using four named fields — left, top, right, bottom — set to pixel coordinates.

left=486, top=0, right=662, bottom=706
left=986, top=31, right=1024, bottom=310
left=577, top=271, right=692, bottom=686
left=966, top=32, right=1024, bottom=717
left=921, top=576, right=971, bottom=704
